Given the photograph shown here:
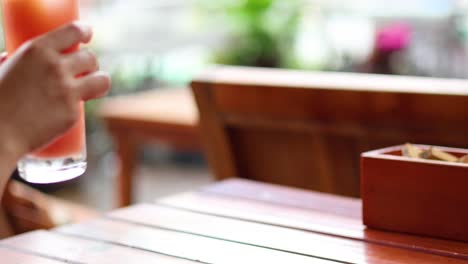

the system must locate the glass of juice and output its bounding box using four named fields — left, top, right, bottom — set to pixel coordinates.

left=1, top=0, right=87, bottom=183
